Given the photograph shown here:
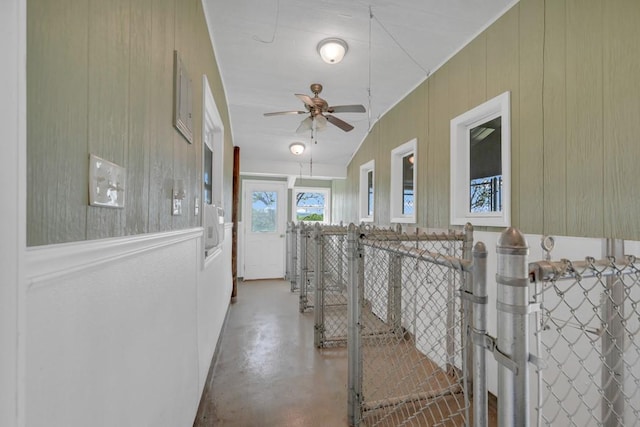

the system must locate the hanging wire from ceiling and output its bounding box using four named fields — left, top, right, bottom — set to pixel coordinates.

left=369, top=7, right=430, bottom=75
left=253, top=0, right=280, bottom=44
left=368, top=6, right=373, bottom=131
